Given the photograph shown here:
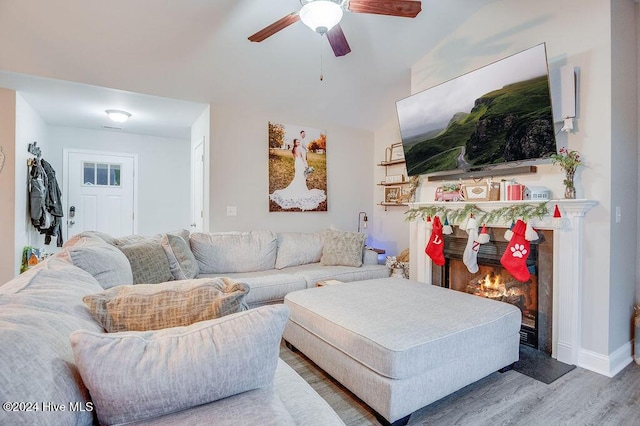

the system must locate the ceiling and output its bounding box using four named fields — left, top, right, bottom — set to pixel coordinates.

left=0, top=0, right=496, bottom=137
